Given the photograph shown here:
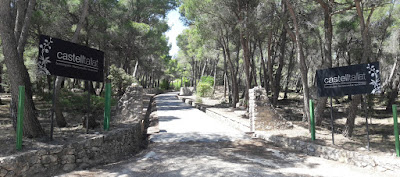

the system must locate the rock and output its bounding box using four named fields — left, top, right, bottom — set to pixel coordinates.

left=5, top=170, right=15, bottom=177
left=29, top=164, right=45, bottom=174
left=61, top=155, right=75, bottom=164
left=65, top=148, right=75, bottom=155
left=179, top=87, right=193, bottom=96
left=49, top=147, right=63, bottom=154
left=78, top=163, right=89, bottom=170
left=41, top=155, right=58, bottom=164
left=0, top=169, right=8, bottom=177
left=116, top=85, right=143, bottom=122
left=30, top=156, right=41, bottom=164
left=63, top=164, right=76, bottom=172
